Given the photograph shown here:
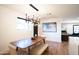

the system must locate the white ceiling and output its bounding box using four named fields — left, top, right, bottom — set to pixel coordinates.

left=1, top=4, right=79, bottom=19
